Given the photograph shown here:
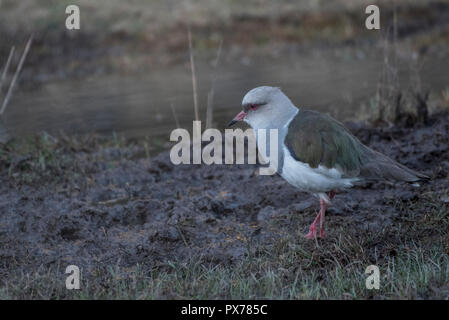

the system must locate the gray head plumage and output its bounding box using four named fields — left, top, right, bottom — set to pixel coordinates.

left=240, top=86, right=298, bottom=130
